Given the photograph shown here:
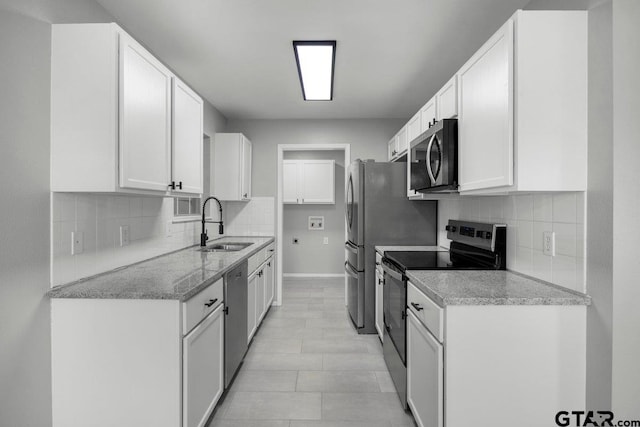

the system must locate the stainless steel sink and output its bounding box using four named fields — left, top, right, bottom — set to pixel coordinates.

left=199, top=242, right=252, bottom=252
